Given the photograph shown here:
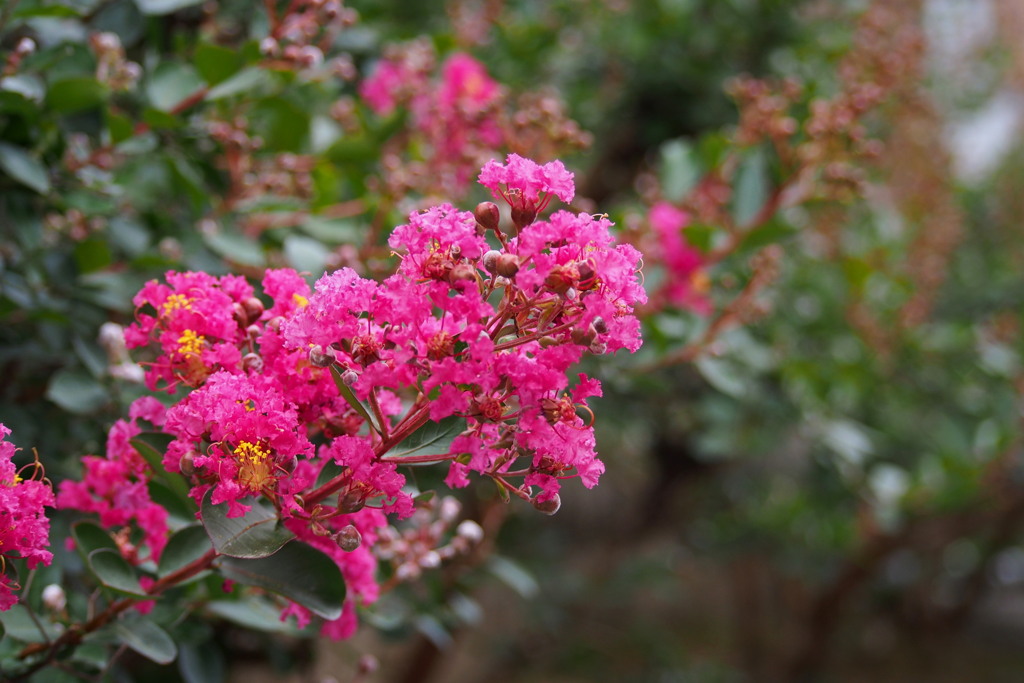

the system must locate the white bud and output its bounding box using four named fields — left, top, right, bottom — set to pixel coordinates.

left=456, top=520, right=484, bottom=544
left=42, top=584, right=66, bottom=611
